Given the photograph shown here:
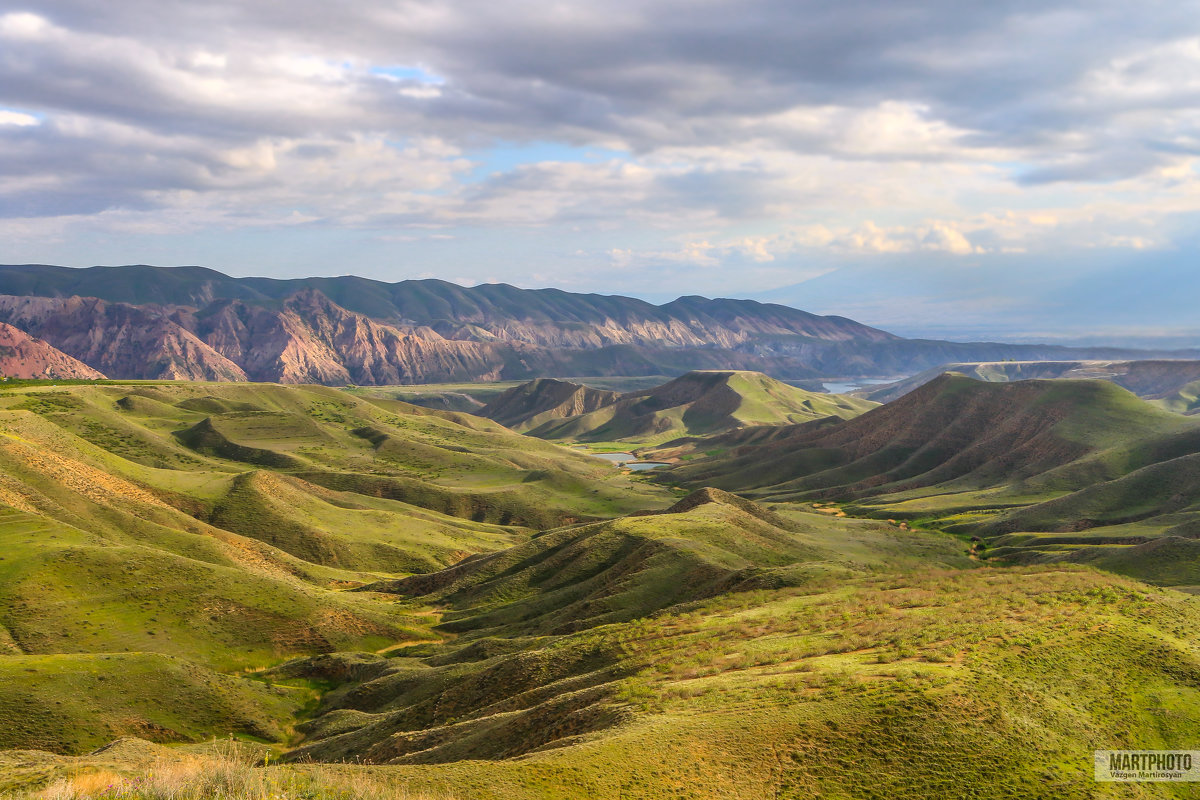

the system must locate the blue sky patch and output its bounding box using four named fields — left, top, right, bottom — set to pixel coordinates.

left=369, top=65, right=445, bottom=84
left=466, top=141, right=629, bottom=182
